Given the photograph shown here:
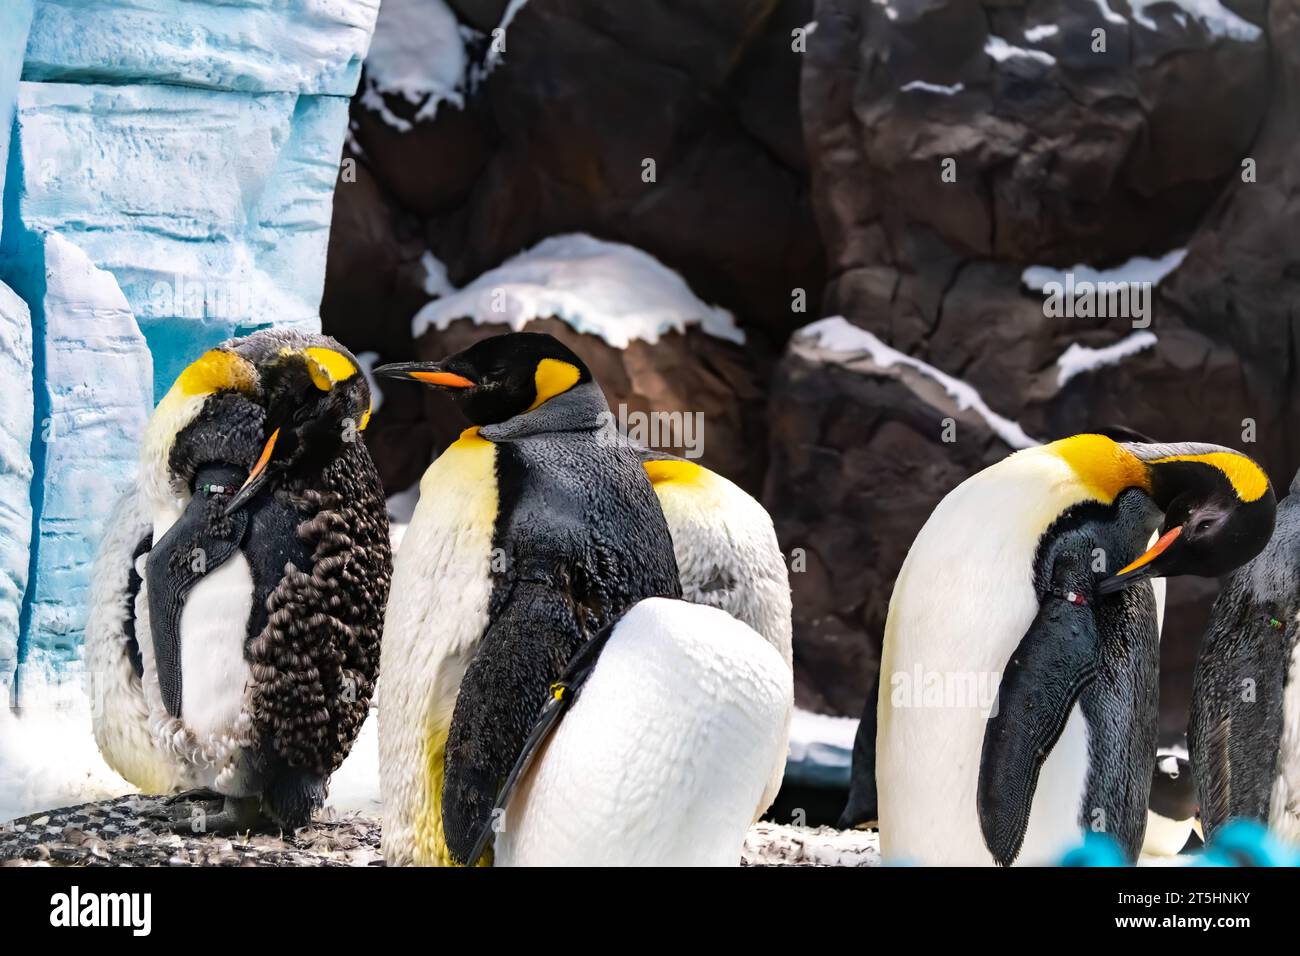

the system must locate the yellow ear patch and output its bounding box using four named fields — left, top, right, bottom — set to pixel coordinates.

left=527, top=358, right=581, bottom=411
left=173, top=349, right=258, bottom=397
left=1147, top=452, right=1270, bottom=503
left=1050, top=434, right=1152, bottom=504
left=295, top=346, right=358, bottom=391
left=358, top=407, right=372, bottom=431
